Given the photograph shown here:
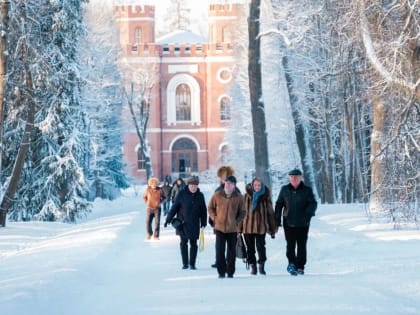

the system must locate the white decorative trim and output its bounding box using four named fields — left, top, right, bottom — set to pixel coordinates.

left=218, top=141, right=229, bottom=151
left=217, top=67, right=232, bottom=83
left=168, top=134, right=201, bottom=151
left=133, top=142, right=150, bottom=152
left=168, top=64, right=198, bottom=74
left=217, top=94, right=231, bottom=103
left=167, top=74, right=201, bottom=126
